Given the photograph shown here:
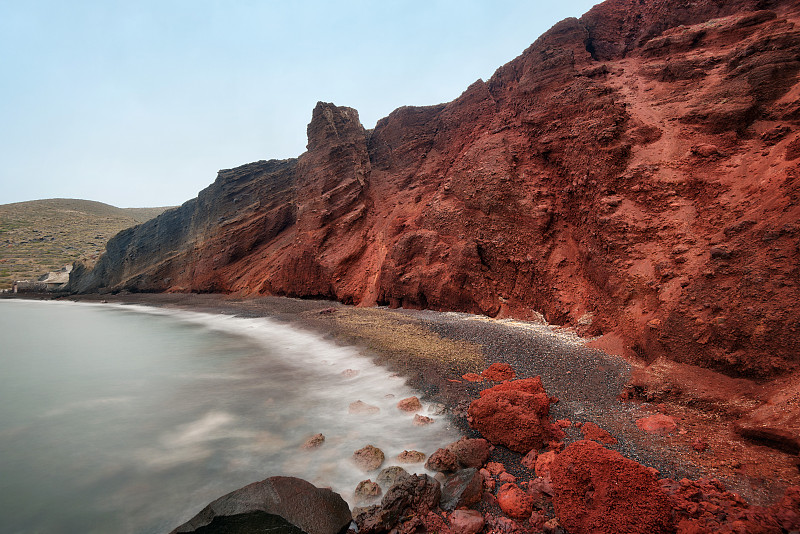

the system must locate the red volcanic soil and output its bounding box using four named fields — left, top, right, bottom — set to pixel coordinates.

left=70, top=0, right=800, bottom=495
